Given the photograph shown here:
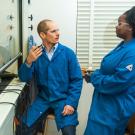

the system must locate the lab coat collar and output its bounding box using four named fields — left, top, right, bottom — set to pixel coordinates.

left=41, top=43, right=58, bottom=52
left=41, top=43, right=64, bottom=61
left=51, top=43, right=64, bottom=61
left=122, top=38, right=135, bottom=48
